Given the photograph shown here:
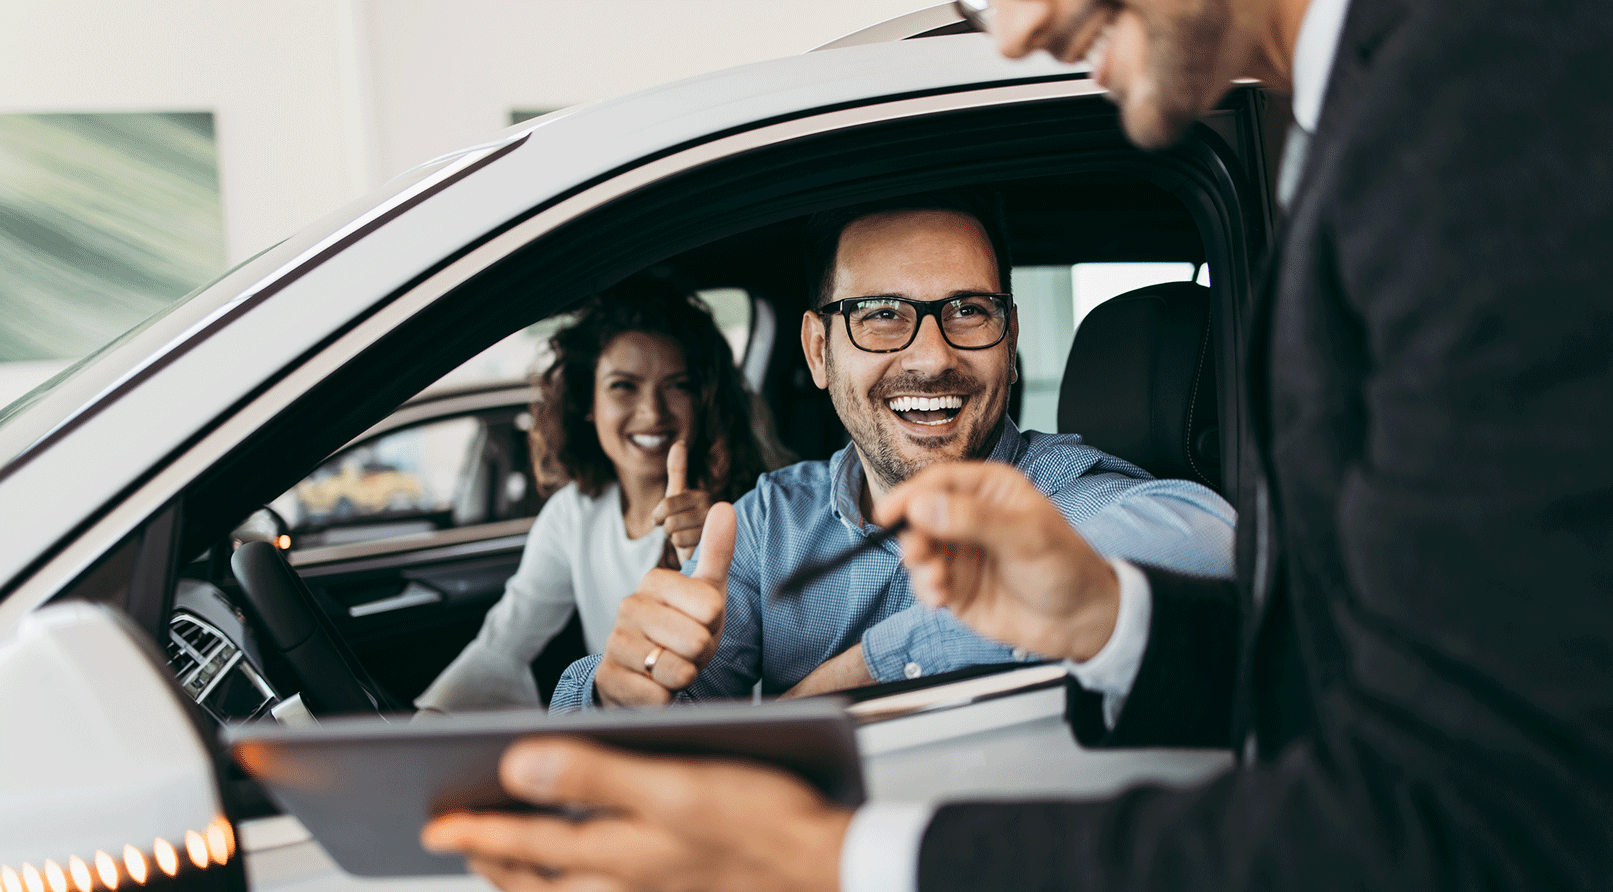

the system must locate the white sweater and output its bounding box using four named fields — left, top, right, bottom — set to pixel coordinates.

left=414, top=481, right=665, bottom=712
